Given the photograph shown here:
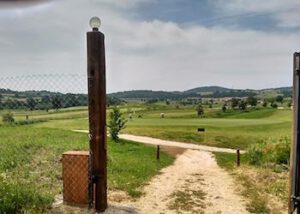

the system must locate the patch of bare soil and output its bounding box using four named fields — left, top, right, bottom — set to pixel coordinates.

left=121, top=149, right=249, bottom=214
